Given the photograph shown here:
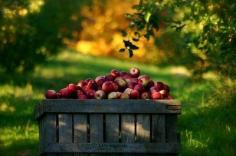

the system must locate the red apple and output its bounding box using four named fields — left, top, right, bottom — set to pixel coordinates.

left=150, top=86, right=157, bottom=93
left=105, top=74, right=114, bottom=81
left=95, top=90, right=106, bottom=99
left=56, top=92, right=62, bottom=98
left=76, top=85, right=82, bottom=90
left=77, top=90, right=84, bottom=96
left=124, top=88, right=132, bottom=95
left=108, top=92, right=121, bottom=99
left=129, top=67, right=140, bottom=78
left=78, top=94, right=87, bottom=99
left=77, top=80, right=87, bottom=88
left=127, top=81, right=137, bottom=89
left=114, top=77, right=127, bottom=89
left=77, top=90, right=86, bottom=99
left=67, top=83, right=77, bottom=94
left=110, top=69, right=120, bottom=78
left=146, top=80, right=155, bottom=89
left=120, top=92, right=130, bottom=99
left=141, top=92, right=150, bottom=99
left=134, top=84, right=144, bottom=92
left=151, top=91, right=162, bottom=99
left=86, top=80, right=98, bottom=90
left=159, top=89, right=168, bottom=98
left=45, top=90, right=57, bottom=99
left=163, top=84, right=170, bottom=93
left=124, top=77, right=132, bottom=83
left=155, top=82, right=164, bottom=91
left=120, top=71, right=130, bottom=77
left=130, top=78, right=138, bottom=83
left=59, top=88, right=70, bottom=98
left=95, top=76, right=106, bottom=88
left=138, top=75, right=150, bottom=87
left=84, top=89, right=96, bottom=99
left=130, top=89, right=140, bottom=99
left=102, top=81, right=118, bottom=93
left=84, top=78, right=92, bottom=83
